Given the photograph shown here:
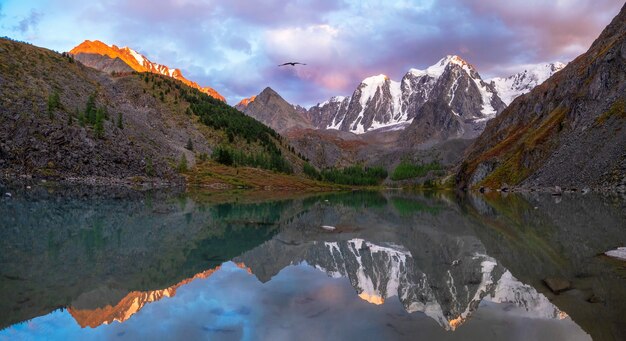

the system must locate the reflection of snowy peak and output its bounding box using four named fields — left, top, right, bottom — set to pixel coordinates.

left=487, top=270, right=566, bottom=319
left=303, top=239, right=564, bottom=331
left=318, top=239, right=411, bottom=305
